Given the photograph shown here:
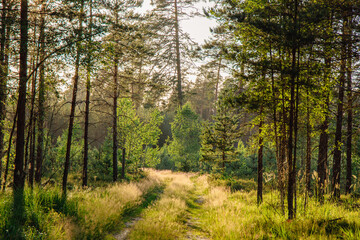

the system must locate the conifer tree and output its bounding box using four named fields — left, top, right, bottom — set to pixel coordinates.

left=200, top=102, right=239, bottom=169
